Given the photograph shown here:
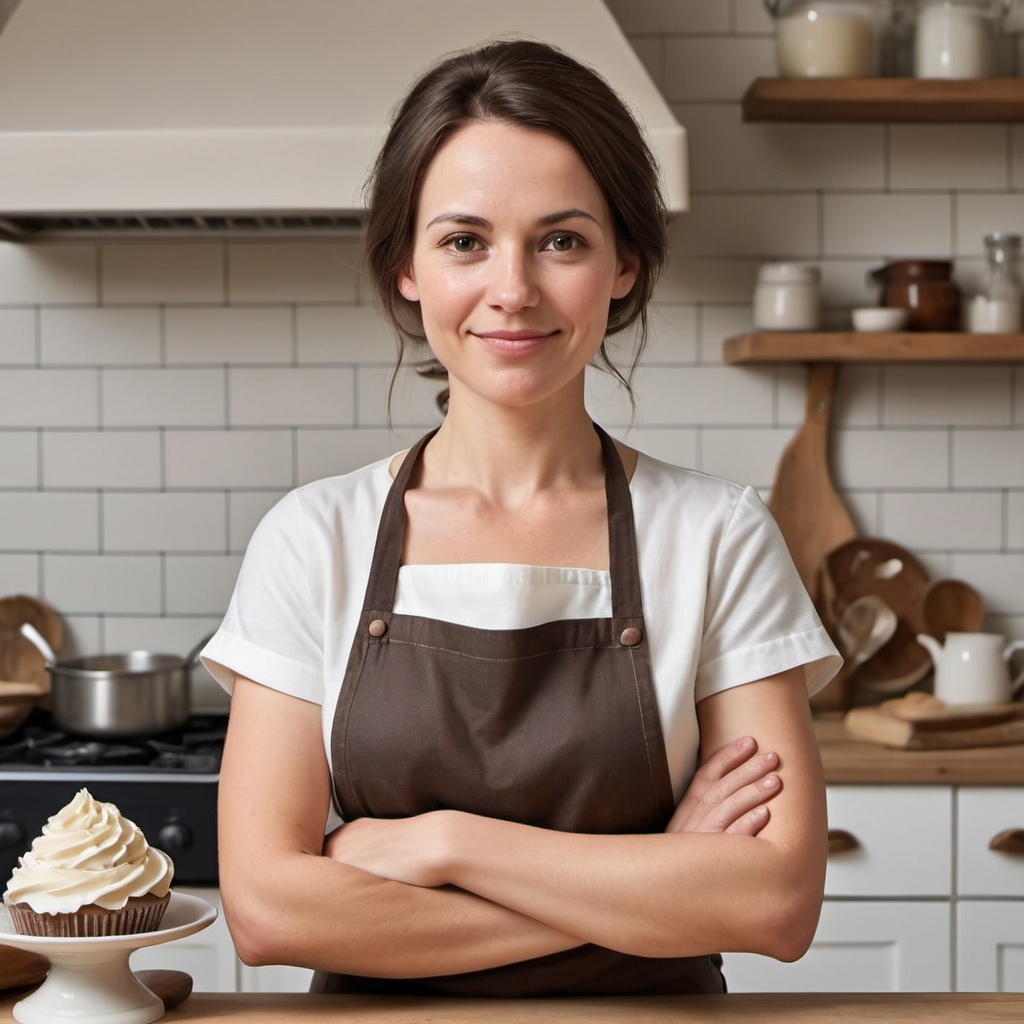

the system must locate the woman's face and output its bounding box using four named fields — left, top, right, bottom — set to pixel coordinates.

left=398, top=120, right=638, bottom=413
